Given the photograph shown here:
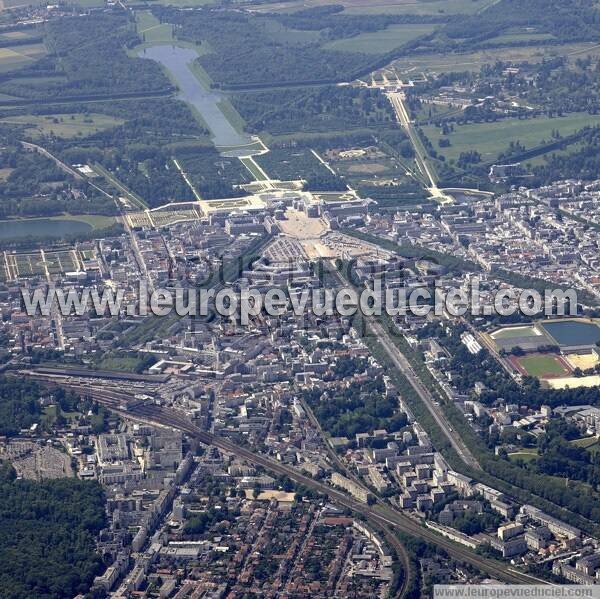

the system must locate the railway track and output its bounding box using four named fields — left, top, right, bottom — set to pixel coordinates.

left=21, top=371, right=546, bottom=589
